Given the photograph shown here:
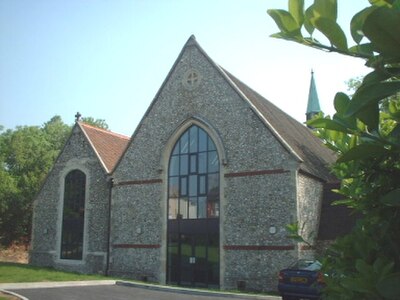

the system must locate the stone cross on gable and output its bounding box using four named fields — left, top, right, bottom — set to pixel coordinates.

left=75, top=112, right=82, bottom=122
left=186, top=72, right=198, bottom=86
